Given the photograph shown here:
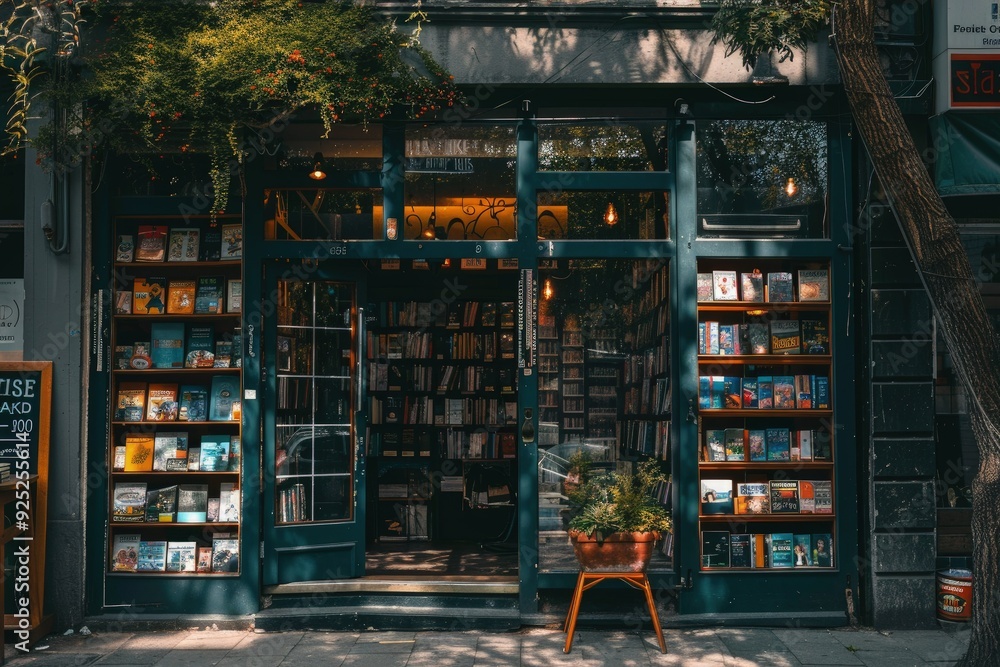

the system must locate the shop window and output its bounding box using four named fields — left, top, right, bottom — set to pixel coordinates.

left=537, top=190, right=668, bottom=240
left=403, top=125, right=517, bottom=240
left=0, top=151, right=25, bottom=221
left=696, top=120, right=828, bottom=239
left=275, top=124, right=382, bottom=173
left=538, top=122, right=669, bottom=172
left=263, top=188, right=384, bottom=240
left=536, top=259, right=673, bottom=573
